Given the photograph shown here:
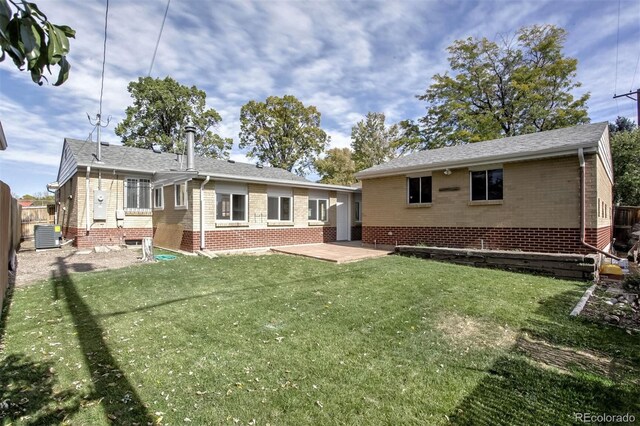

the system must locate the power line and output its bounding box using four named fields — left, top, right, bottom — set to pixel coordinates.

left=630, top=50, right=640, bottom=92
left=148, top=0, right=171, bottom=77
